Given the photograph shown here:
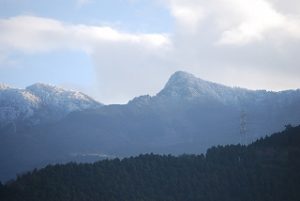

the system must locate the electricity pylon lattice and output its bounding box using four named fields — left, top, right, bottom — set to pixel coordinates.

left=240, top=110, right=247, bottom=144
